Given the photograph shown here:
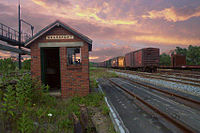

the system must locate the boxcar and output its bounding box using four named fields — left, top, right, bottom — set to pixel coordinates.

left=111, top=56, right=125, bottom=68
left=105, top=59, right=112, bottom=68
left=125, top=48, right=160, bottom=72
left=171, top=54, right=186, bottom=67
left=111, top=57, right=118, bottom=68
left=98, top=62, right=105, bottom=67
left=118, top=56, right=125, bottom=68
